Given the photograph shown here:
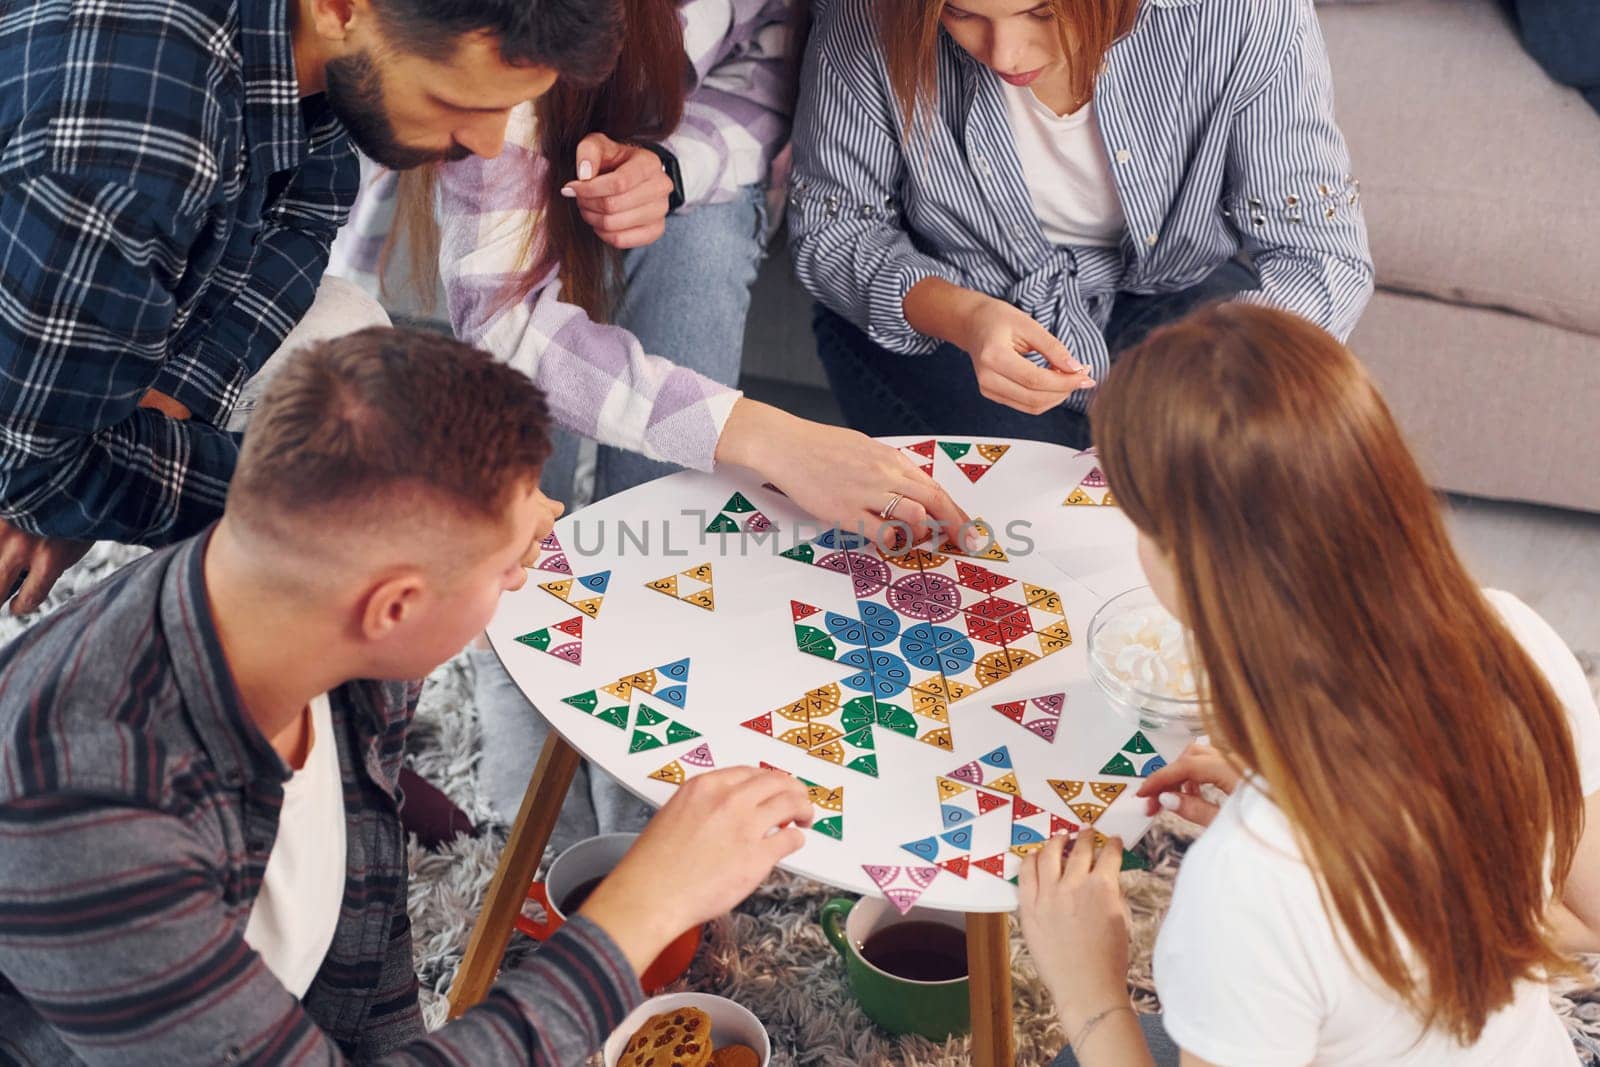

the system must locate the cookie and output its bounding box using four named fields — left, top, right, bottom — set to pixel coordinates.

left=710, top=1045, right=761, bottom=1067
left=619, top=1007, right=713, bottom=1067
